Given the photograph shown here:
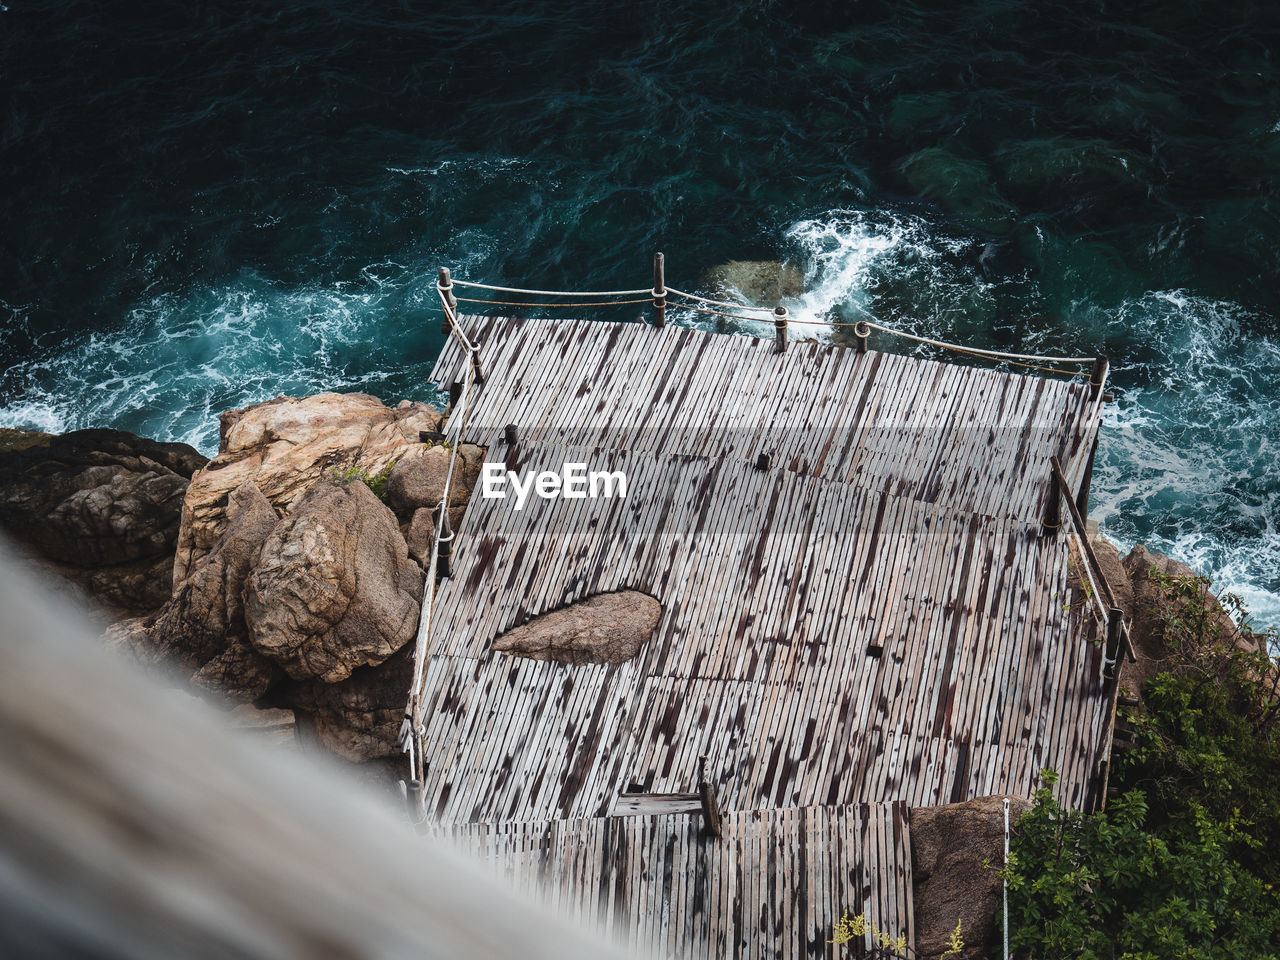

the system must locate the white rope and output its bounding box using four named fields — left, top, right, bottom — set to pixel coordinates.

left=667, top=285, right=1093, bottom=364
left=437, top=286, right=475, bottom=353
left=451, top=279, right=652, bottom=297
left=1003, top=797, right=1010, bottom=960
left=861, top=321, right=1095, bottom=365
left=664, top=286, right=775, bottom=315
left=403, top=363, right=476, bottom=782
